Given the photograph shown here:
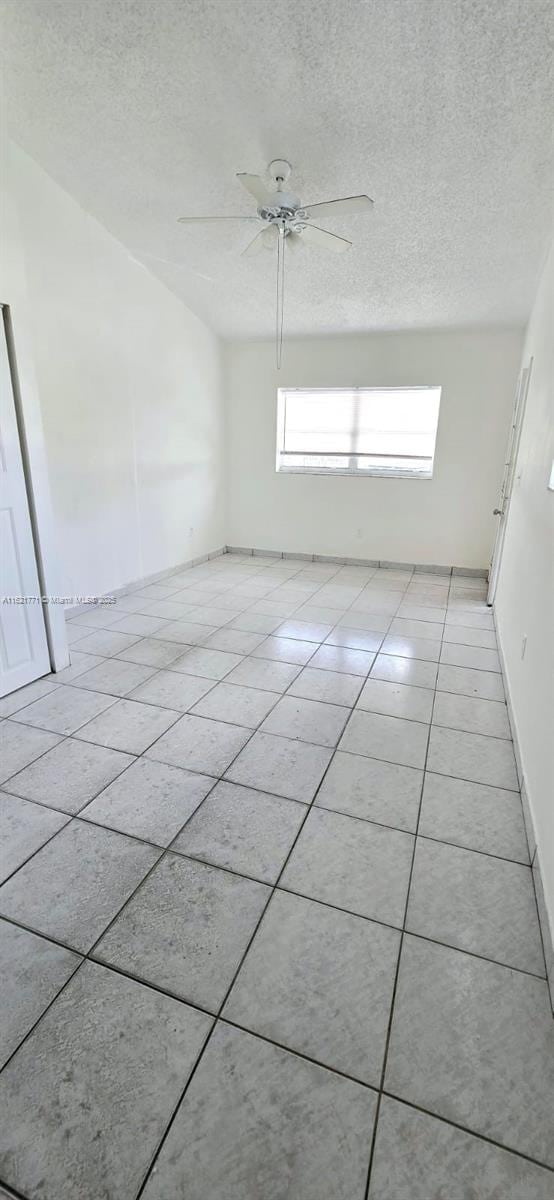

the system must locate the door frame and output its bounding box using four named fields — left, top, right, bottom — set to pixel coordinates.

left=1, top=303, right=69, bottom=673
left=487, top=358, right=533, bottom=607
